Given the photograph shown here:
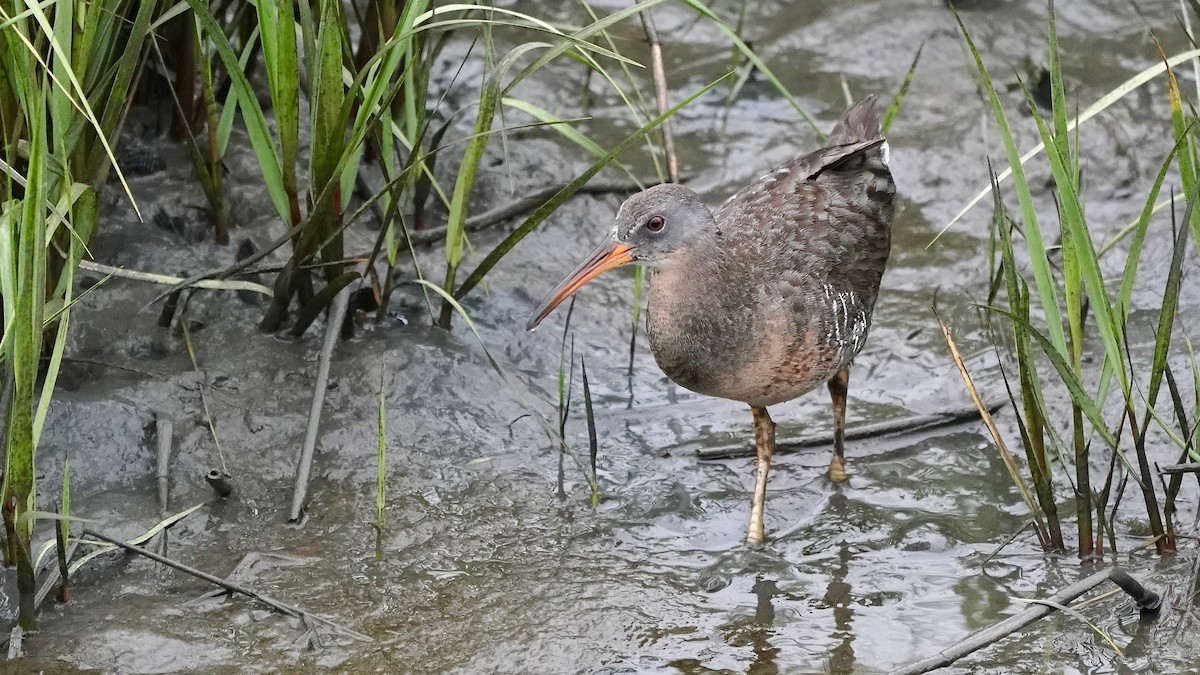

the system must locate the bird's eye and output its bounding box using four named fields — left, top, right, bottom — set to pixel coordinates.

left=645, top=215, right=665, bottom=232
